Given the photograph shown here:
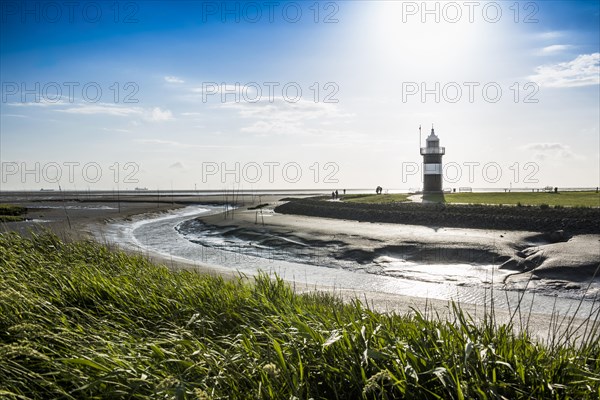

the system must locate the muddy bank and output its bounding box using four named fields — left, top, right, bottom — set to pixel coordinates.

left=183, top=214, right=600, bottom=287
left=186, top=202, right=599, bottom=295
left=501, top=234, right=600, bottom=283
left=275, top=198, right=600, bottom=235
left=177, top=218, right=512, bottom=273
